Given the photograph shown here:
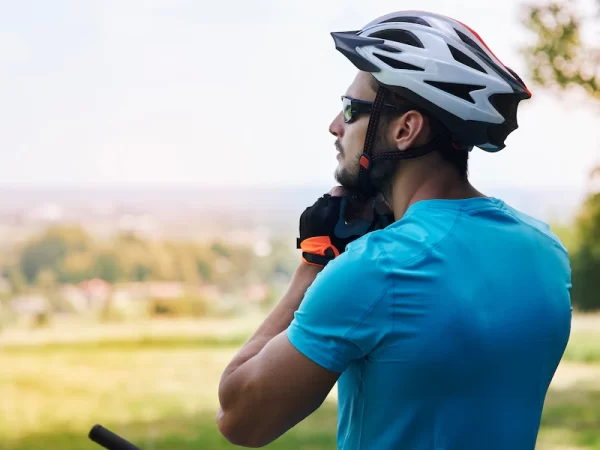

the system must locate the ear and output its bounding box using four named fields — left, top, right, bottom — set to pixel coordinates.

left=388, top=111, right=430, bottom=151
